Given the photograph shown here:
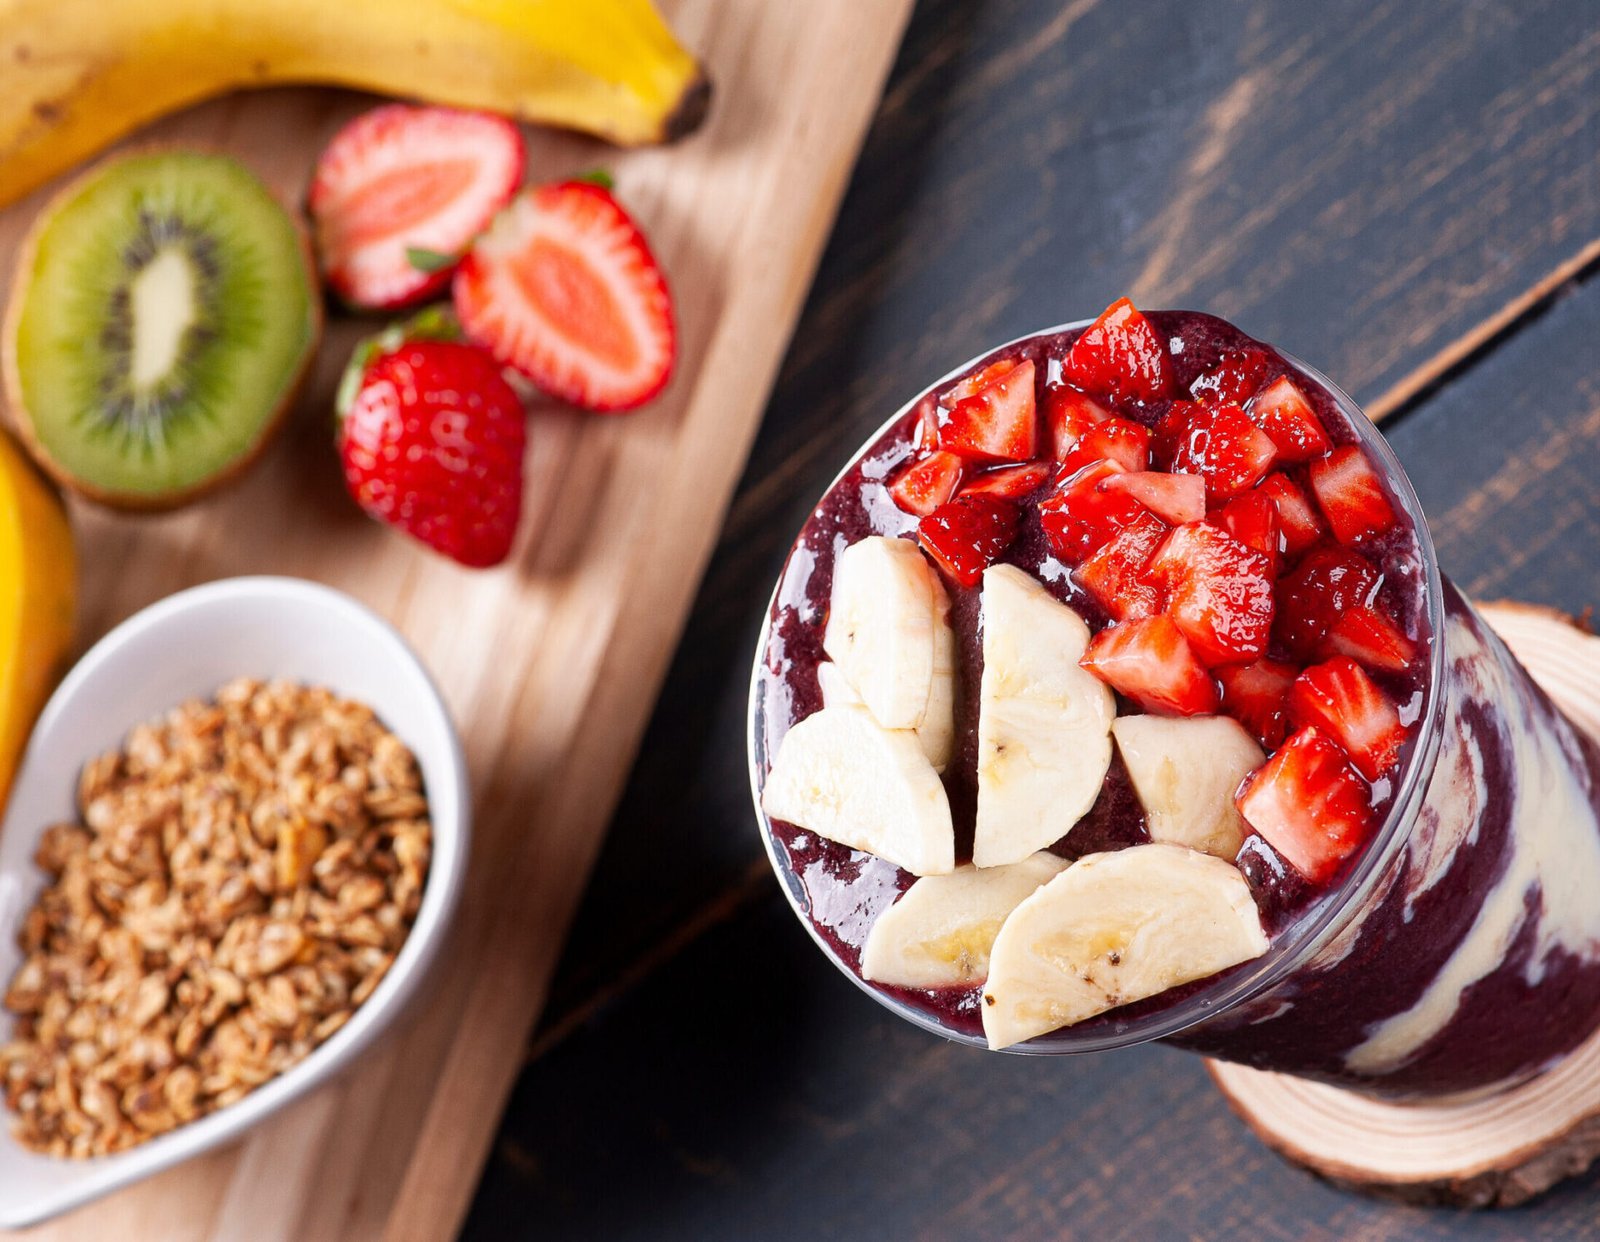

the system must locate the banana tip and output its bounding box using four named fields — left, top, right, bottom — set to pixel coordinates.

left=663, top=66, right=712, bottom=142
